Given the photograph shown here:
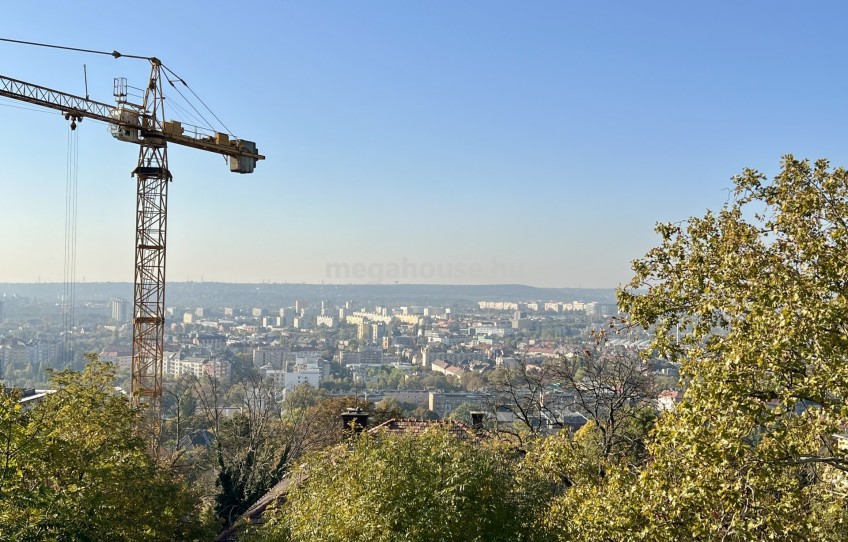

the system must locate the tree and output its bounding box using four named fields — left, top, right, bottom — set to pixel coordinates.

left=447, top=401, right=476, bottom=424
left=190, top=372, right=289, bottom=527
left=550, top=342, right=655, bottom=461
left=411, top=405, right=440, bottom=420
left=280, top=390, right=371, bottom=458
left=607, top=156, right=848, bottom=540
left=520, top=424, right=640, bottom=542
left=249, top=427, right=538, bottom=542
left=173, top=374, right=374, bottom=529
left=486, top=342, right=655, bottom=454
left=0, top=356, right=213, bottom=541
left=162, top=374, right=200, bottom=452
left=461, top=371, right=486, bottom=391
left=371, top=397, right=404, bottom=425
left=420, top=373, right=461, bottom=390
